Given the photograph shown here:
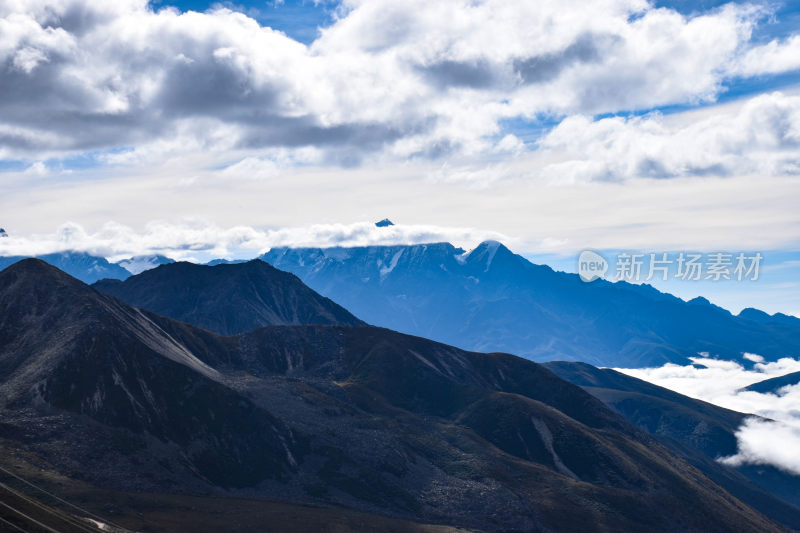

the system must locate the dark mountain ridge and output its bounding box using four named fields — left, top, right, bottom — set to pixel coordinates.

left=0, top=259, right=787, bottom=532
left=0, top=259, right=300, bottom=488
left=93, top=259, right=364, bottom=335
left=742, top=371, right=800, bottom=394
